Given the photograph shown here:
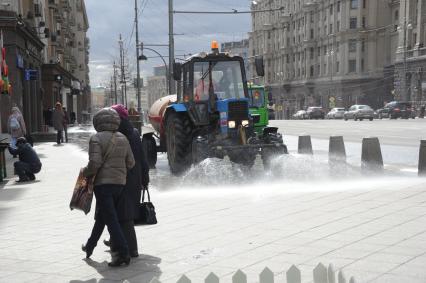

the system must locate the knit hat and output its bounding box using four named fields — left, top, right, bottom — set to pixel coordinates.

left=111, top=104, right=128, bottom=119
